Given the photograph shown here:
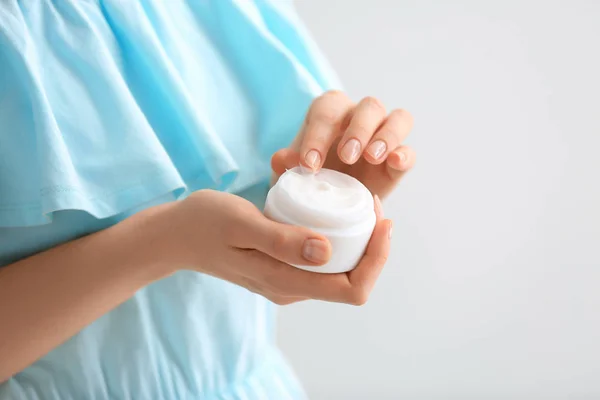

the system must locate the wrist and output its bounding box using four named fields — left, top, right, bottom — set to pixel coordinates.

left=117, top=202, right=180, bottom=283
